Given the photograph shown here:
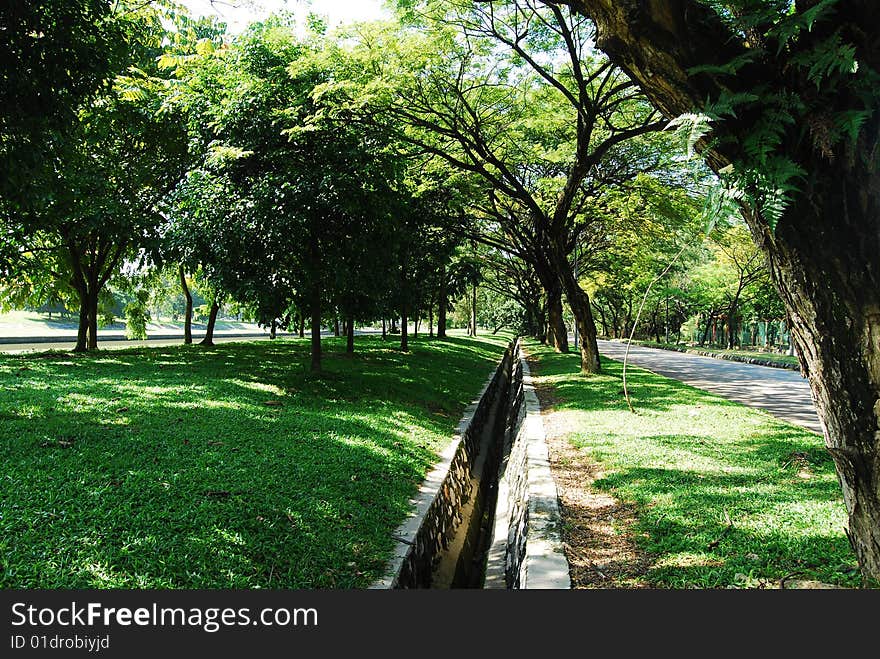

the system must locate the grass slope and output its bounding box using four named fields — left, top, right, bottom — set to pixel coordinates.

left=0, top=333, right=509, bottom=588
left=528, top=340, right=858, bottom=588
